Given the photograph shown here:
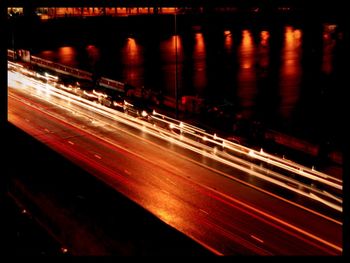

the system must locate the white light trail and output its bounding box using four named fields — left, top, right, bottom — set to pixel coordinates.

left=8, top=62, right=343, bottom=212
